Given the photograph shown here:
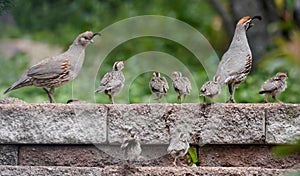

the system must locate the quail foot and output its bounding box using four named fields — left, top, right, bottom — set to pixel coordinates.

left=4, top=31, right=100, bottom=103
left=171, top=71, right=192, bottom=103
left=149, top=72, right=169, bottom=102
left=167, top=132, right=190, bottom=167
left=200, top=79, right=221, bottom=104
left=95, top=61, right=125, bottom=104
left=214, top=16, right=261, bottom=103
left=259, top=72, right=288, bottom=103
left=120, top=130, right=142, bottom=167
